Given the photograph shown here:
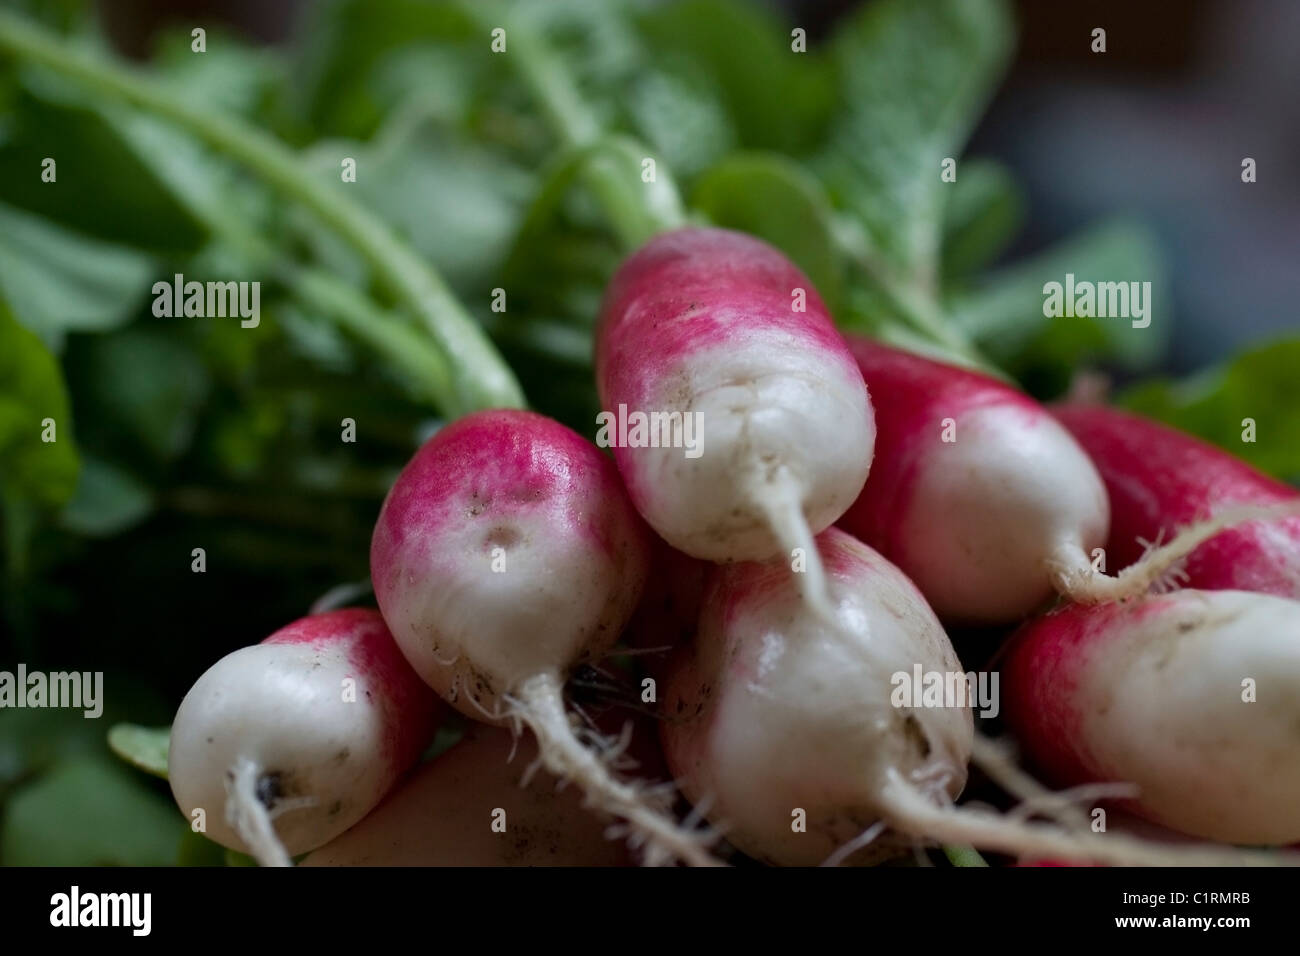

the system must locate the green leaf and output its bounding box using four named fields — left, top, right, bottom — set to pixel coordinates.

left=177, top=828, right=228, bottom=866
left=1118, top=339, right=1300, bottom=483
left=323, top=123, right=534, bottom=293
left=623, top=65, right=735, bottom=181
left=694, top=152, right=845, bottom=312
left=1, top=756, right=185, bottom=865
left=947, top=220, right=1169, bottom=388
left=65, top=327, right=211, bottom=464
left=0, top=300, right=79, bottom=506
left=818, top=0, right=1013, bottom=282
left=59, top=455, right=154, bottom=536
left=501, top=136, right=675, bottom=301
left=941, top=158, right=1024, bottom=280
left=107, top=723, right=170, bottom=779
left=5, top=47, right=275, bottom=264
left=0, top=707, right=102, bottom=797
left=144, top=28, right=284, bottom=121
left=0, top=78, right=207, bottom=252
left=0, top=201, right=155, bottom=349
left=291, top=0, right=482, bottom=138
left=635, top=0, right=834, bottom=155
